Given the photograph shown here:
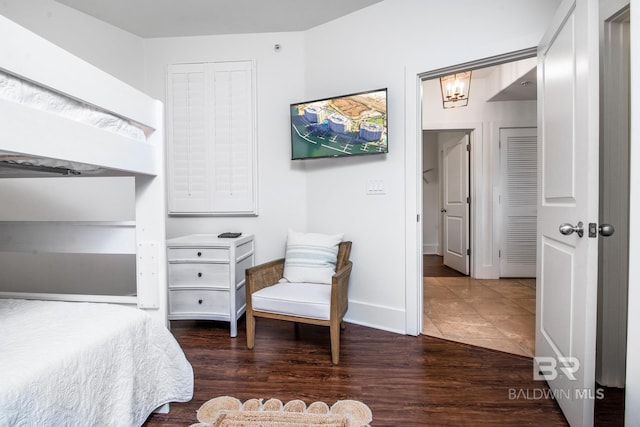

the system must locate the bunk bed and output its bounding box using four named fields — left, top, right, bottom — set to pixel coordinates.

left=0, top=15, right=193, bottom=426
